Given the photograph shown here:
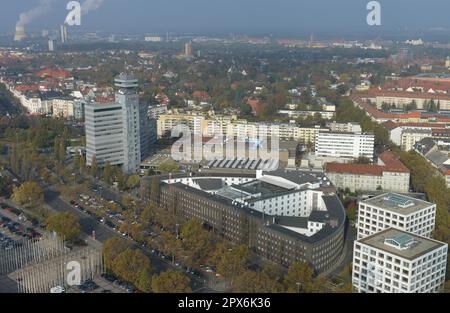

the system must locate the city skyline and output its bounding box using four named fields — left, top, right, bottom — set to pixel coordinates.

left=2, top=0, right=450, bottom=36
